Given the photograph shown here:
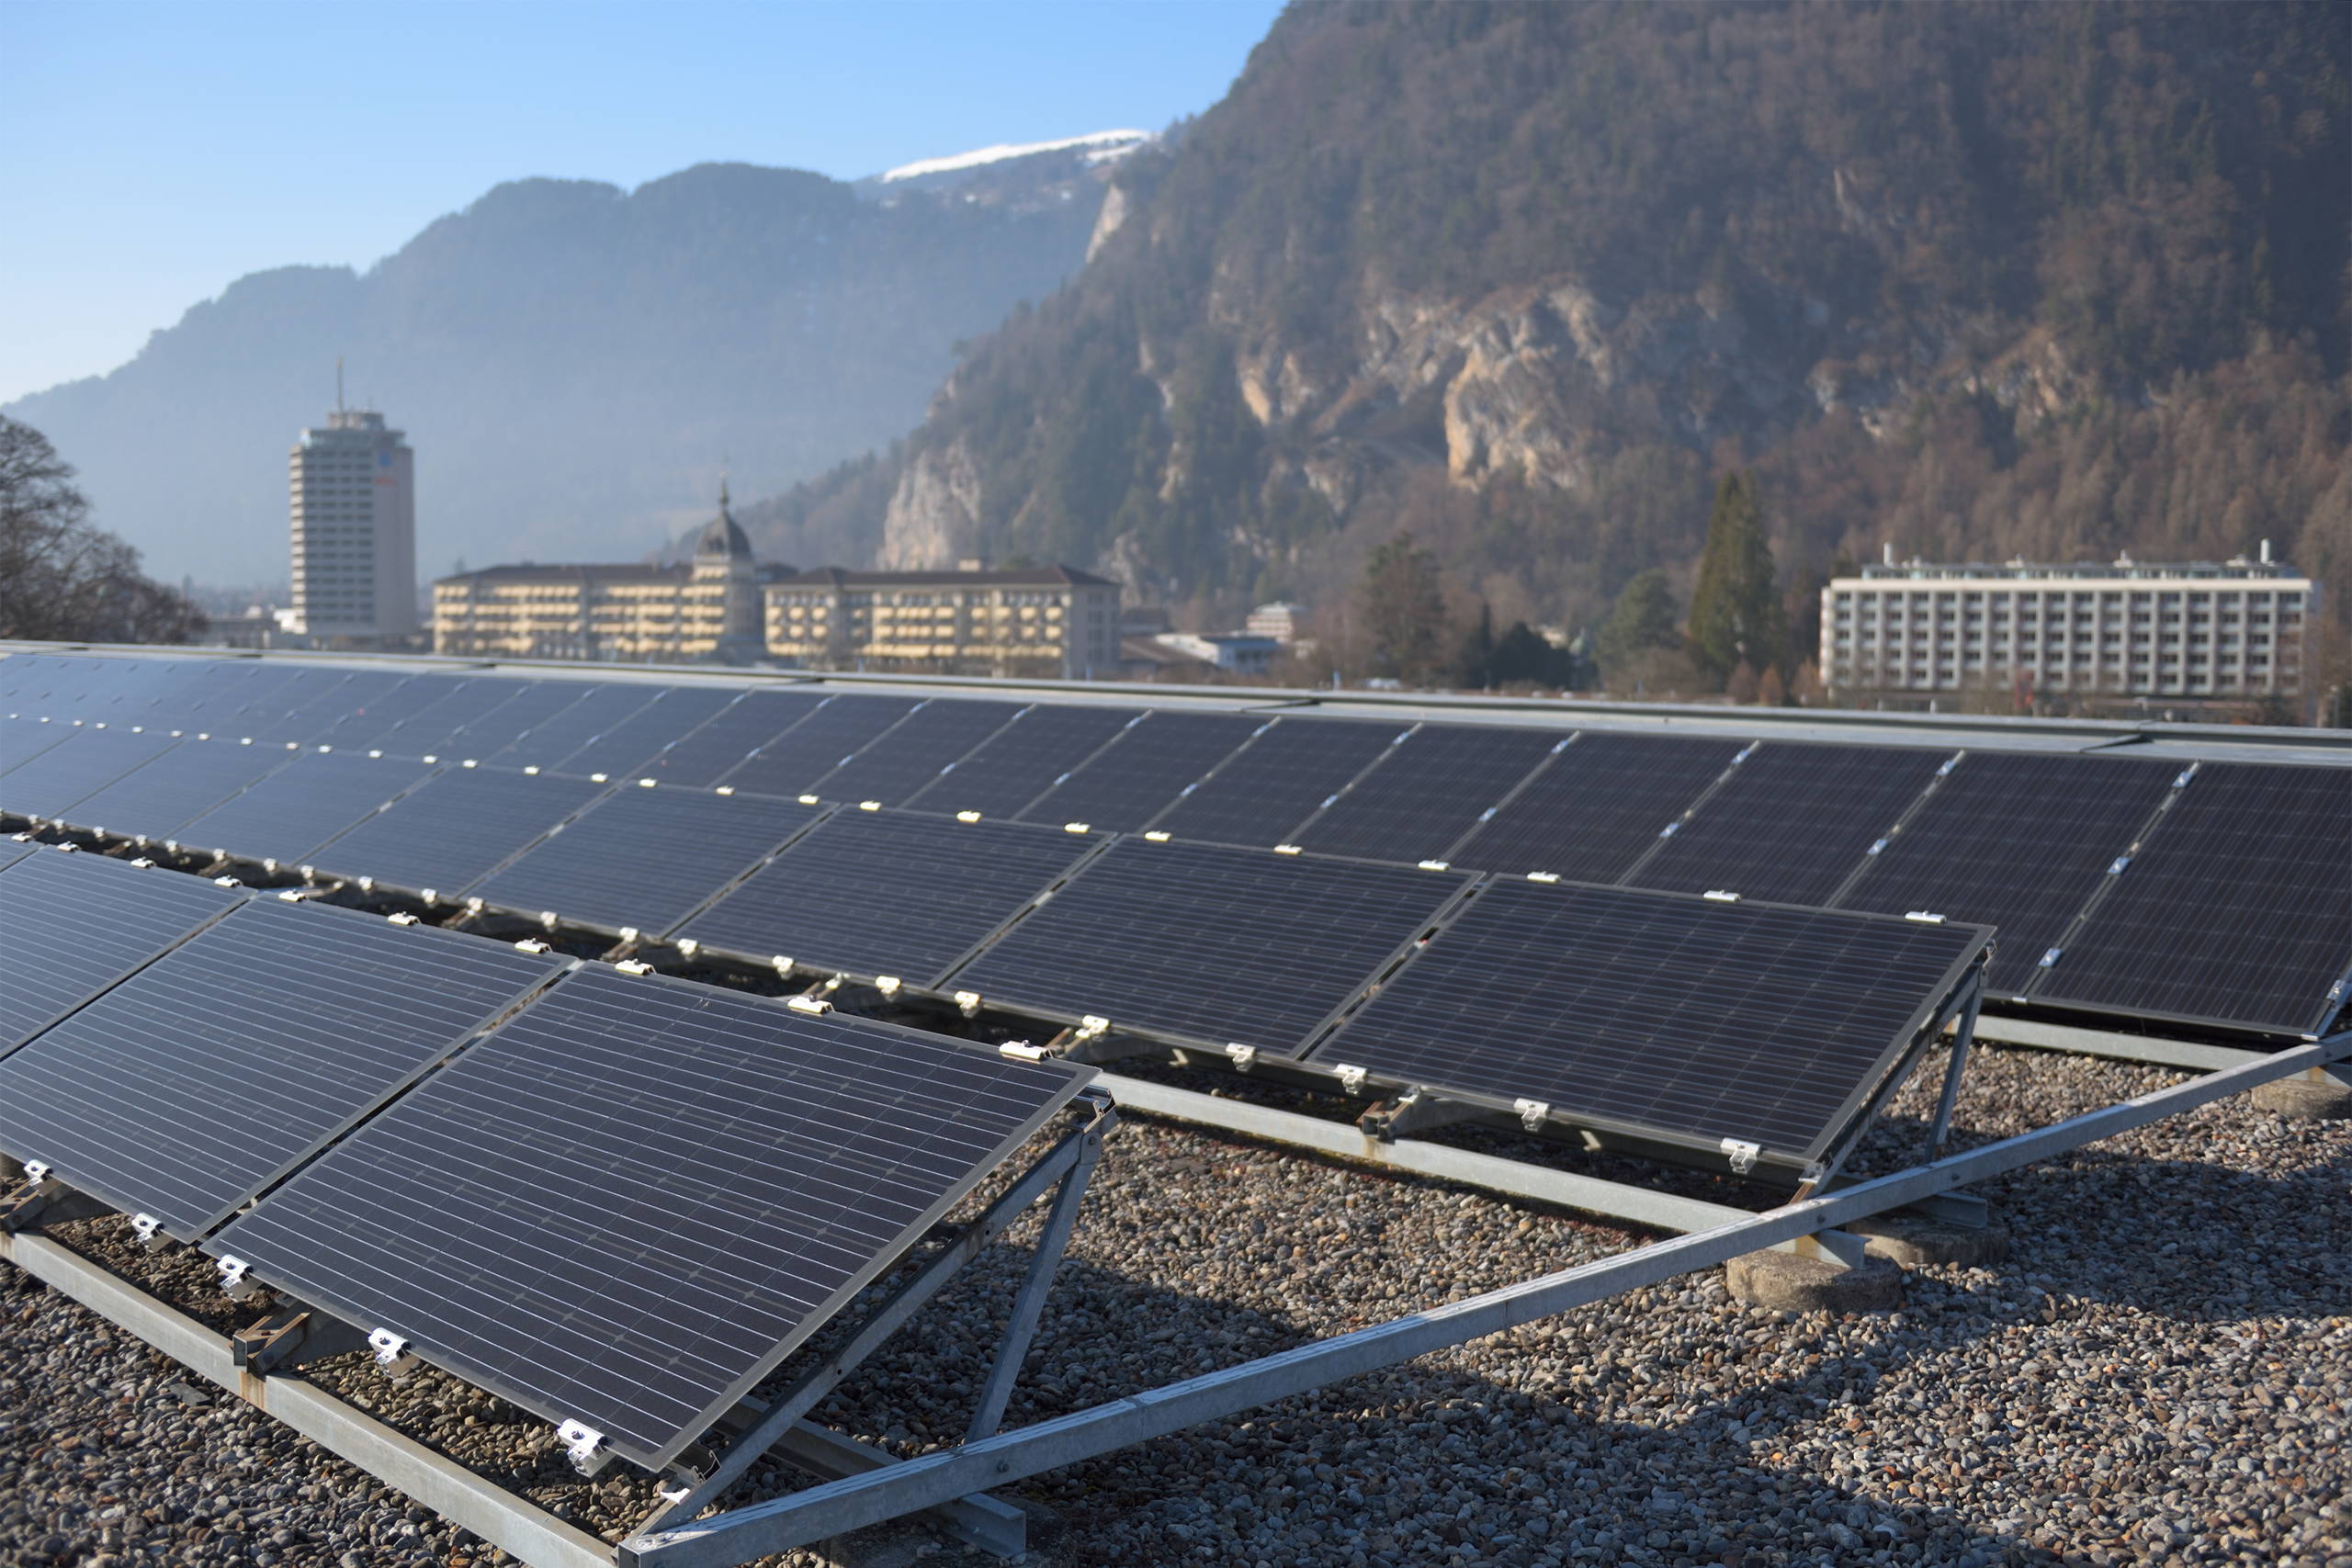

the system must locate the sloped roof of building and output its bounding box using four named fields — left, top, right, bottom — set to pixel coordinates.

left=772, top=564, right=1116, bottom=589
left=434, top=563, right=691, bottom=588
